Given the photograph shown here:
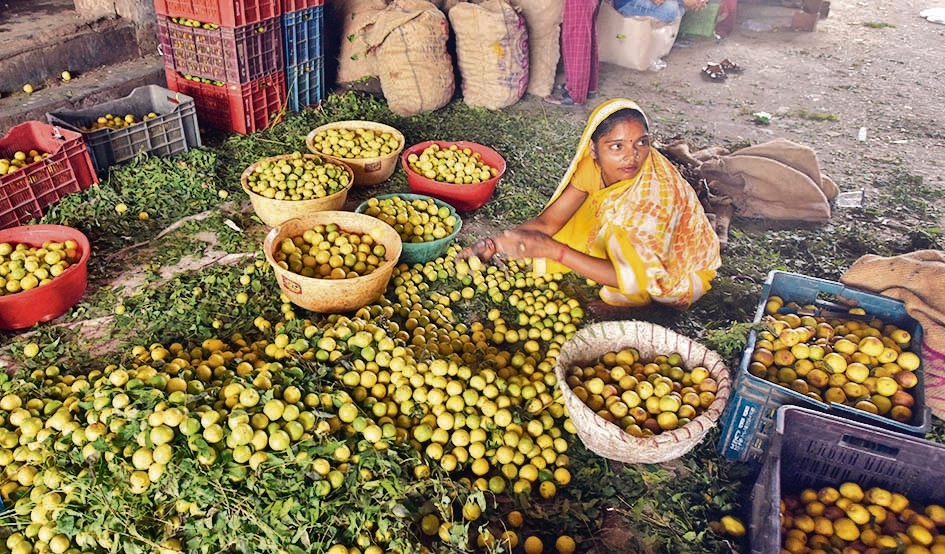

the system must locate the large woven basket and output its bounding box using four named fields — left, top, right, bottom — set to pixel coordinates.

left=241, top=153, right=354, bottom=227
left=305, top=120, right=404, bottom=187
left=555, top=320, right=732, bottom=464
left=263, top=211, right=402, bottom=314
